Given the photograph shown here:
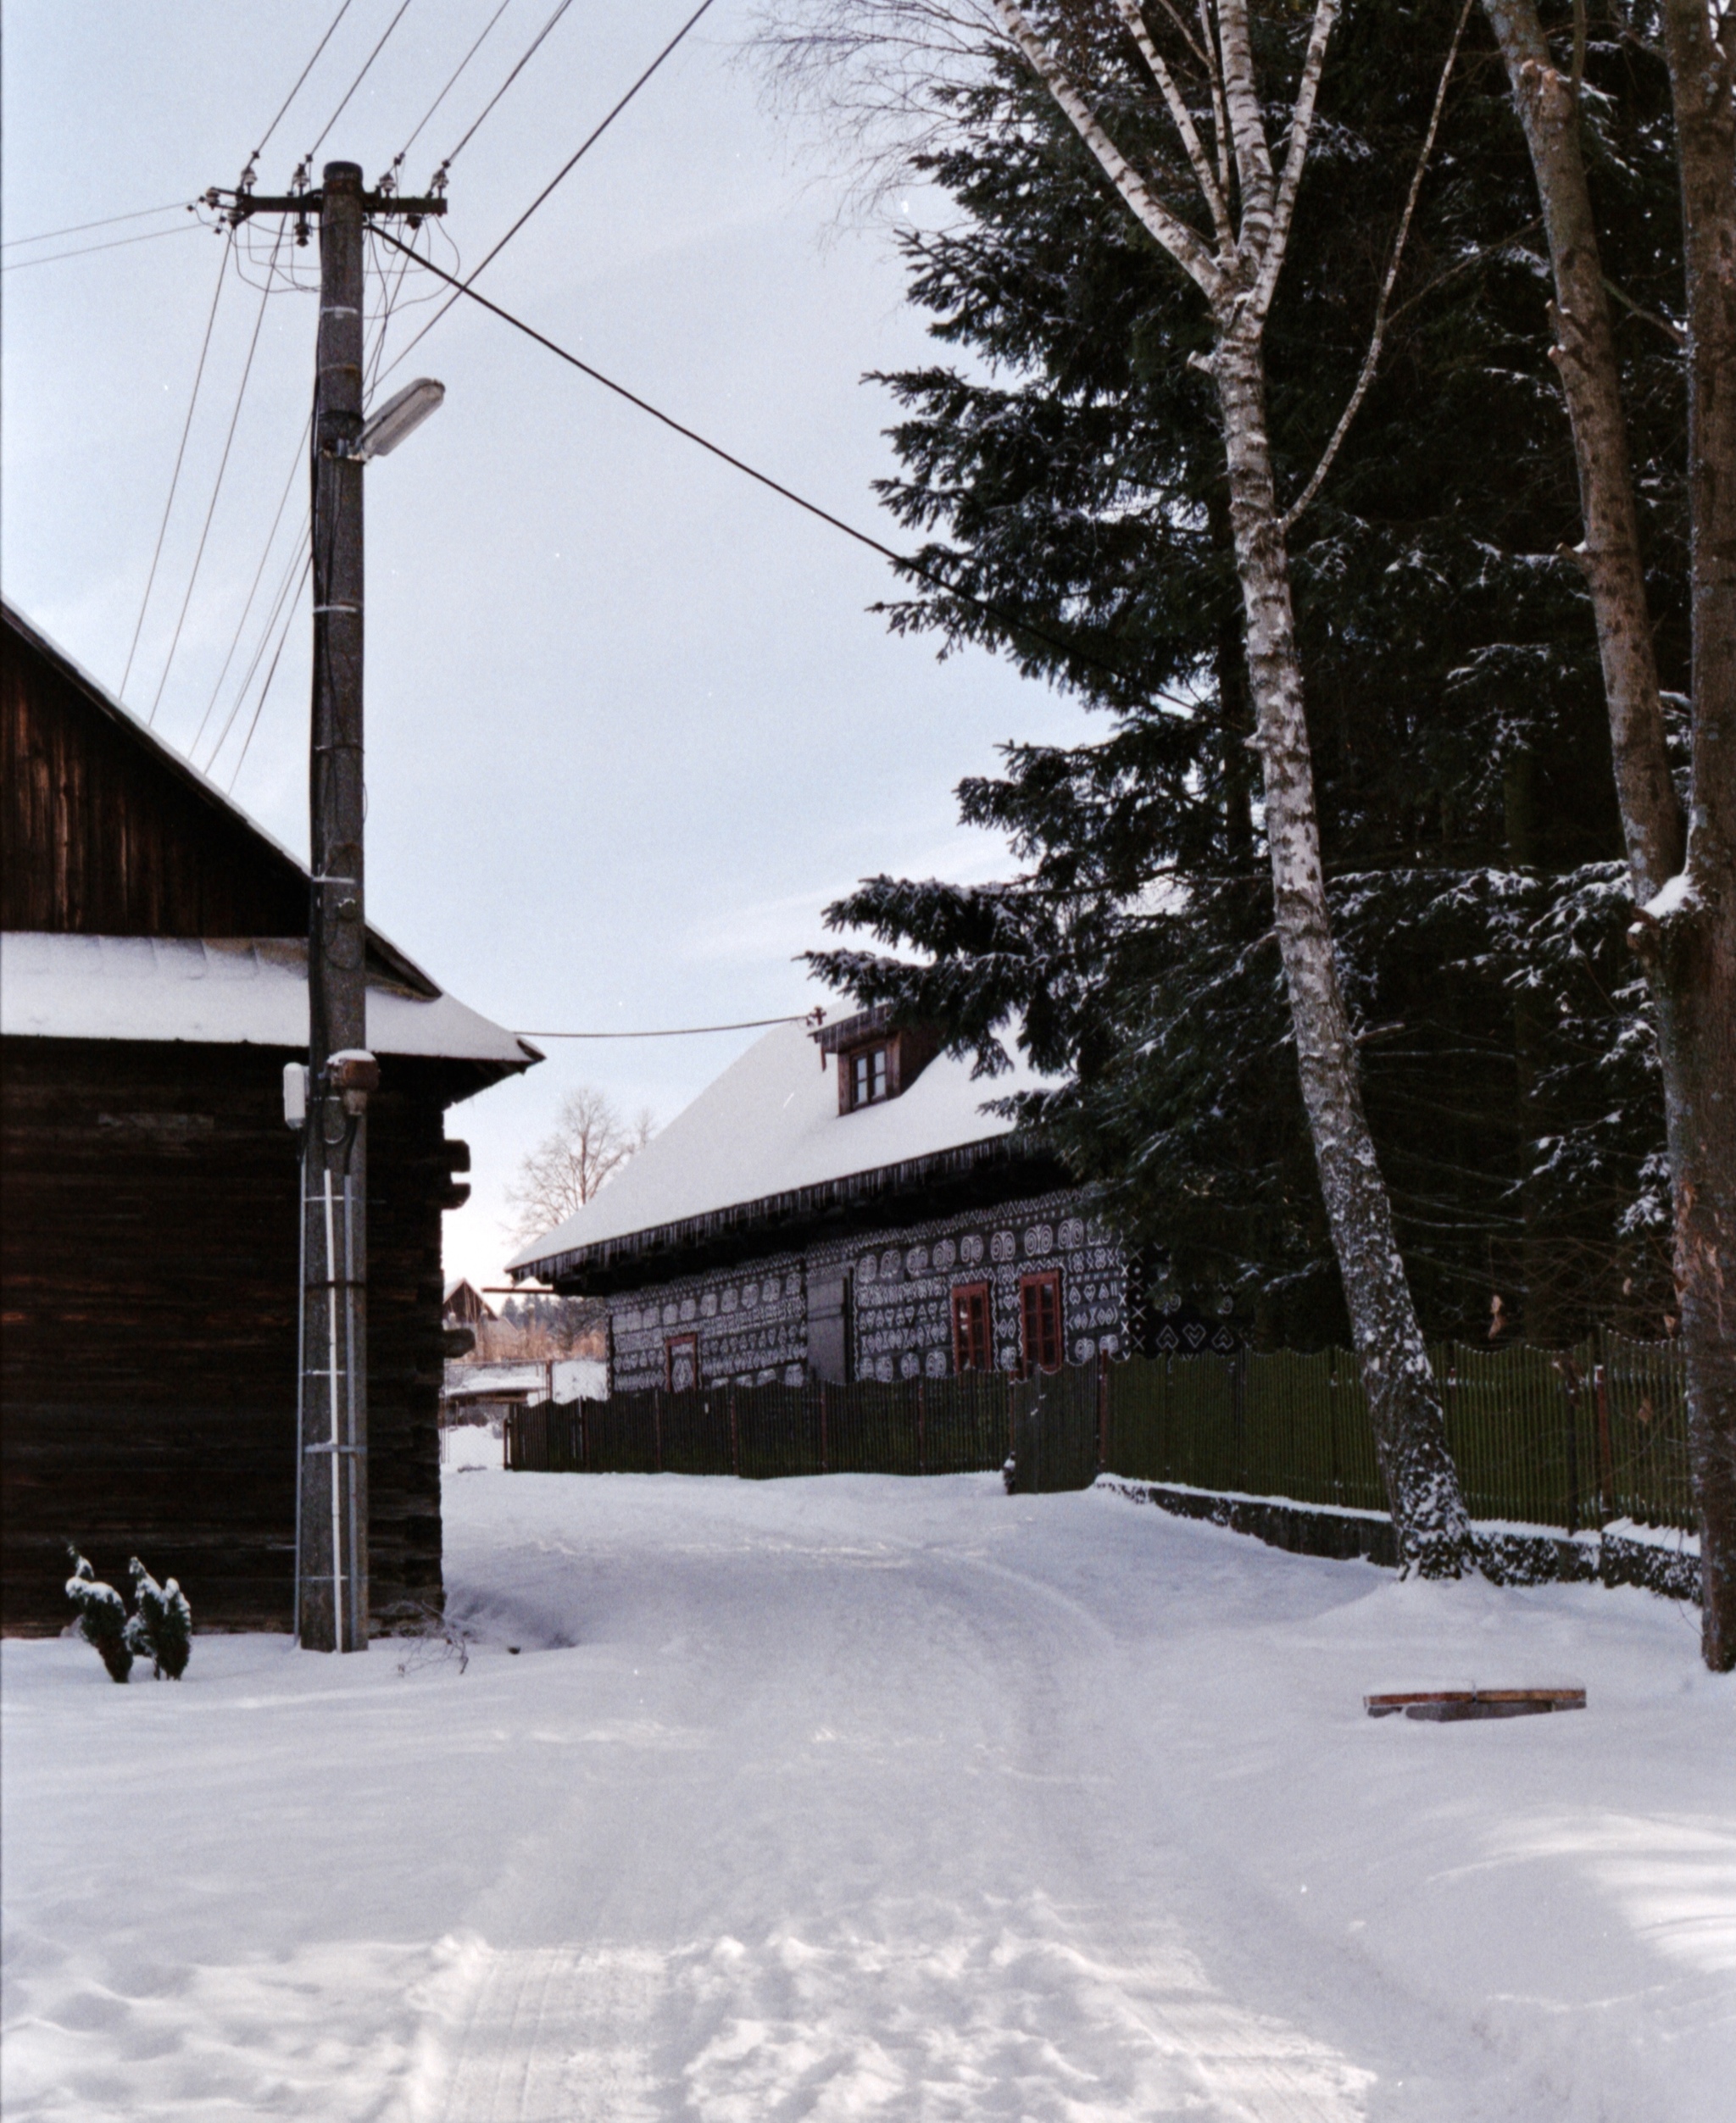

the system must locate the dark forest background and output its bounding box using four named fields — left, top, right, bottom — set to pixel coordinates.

left=806, top=0, right=1685, bottom=1351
